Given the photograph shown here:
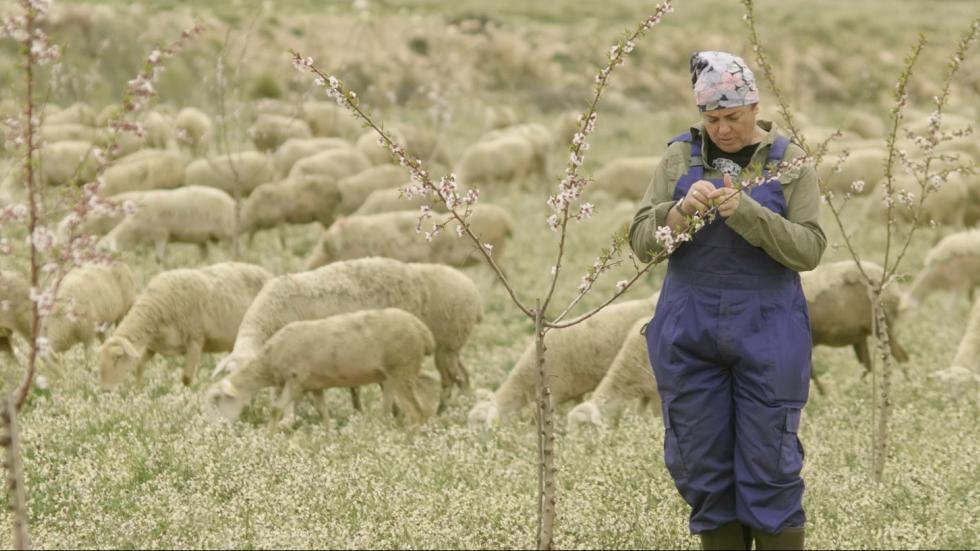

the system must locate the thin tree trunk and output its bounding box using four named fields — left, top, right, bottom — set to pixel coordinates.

left=534, top=301, right=556, bottom=549
left=2, top=397, right=30, bottom=549
left=870, top=288, right=893, bottom=483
